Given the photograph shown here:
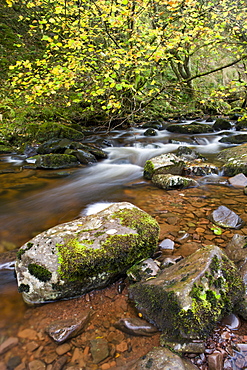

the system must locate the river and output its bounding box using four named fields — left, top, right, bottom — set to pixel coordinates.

left=0, top=119, right=246, bottom=368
